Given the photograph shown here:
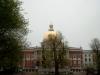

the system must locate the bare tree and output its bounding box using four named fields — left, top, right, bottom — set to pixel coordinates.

left=41, top=31, right=69, bottom=75
left=90, top=38, right=100, bottom=75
